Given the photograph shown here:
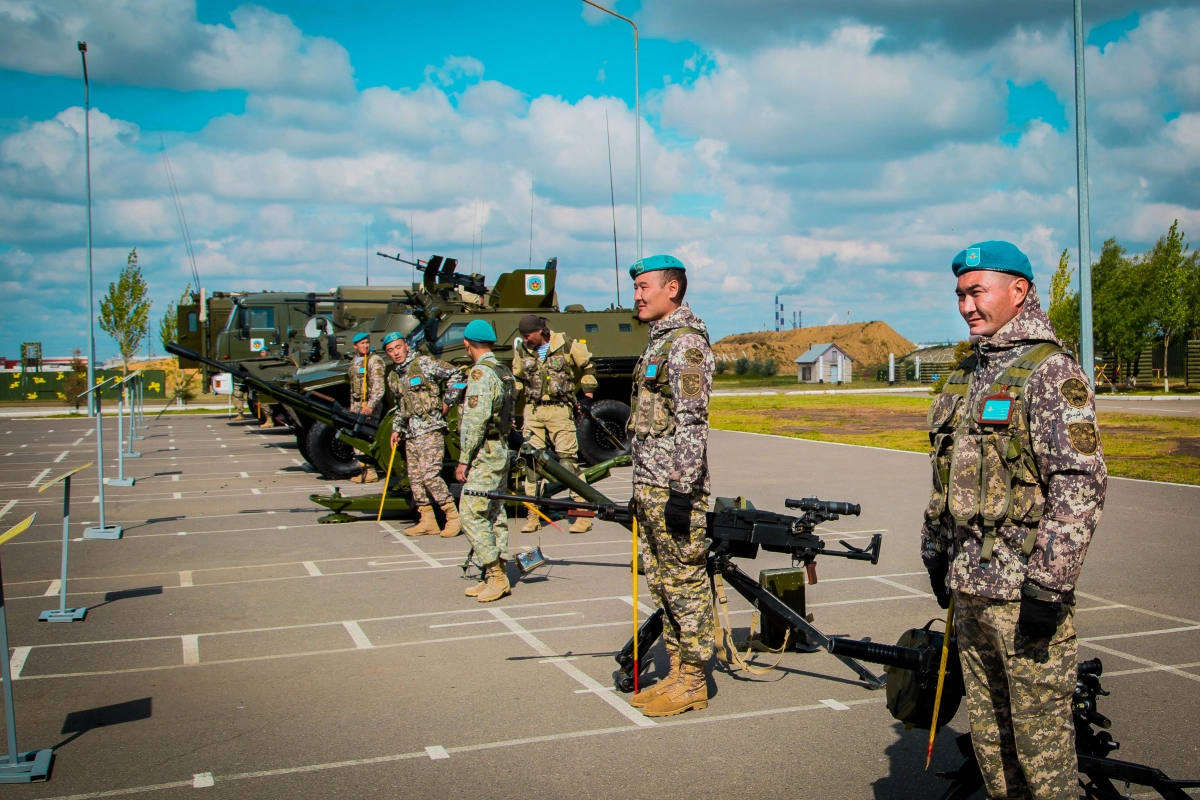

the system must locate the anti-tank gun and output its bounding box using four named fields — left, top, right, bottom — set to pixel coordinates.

left=461, top=486, right=887, bottom=690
